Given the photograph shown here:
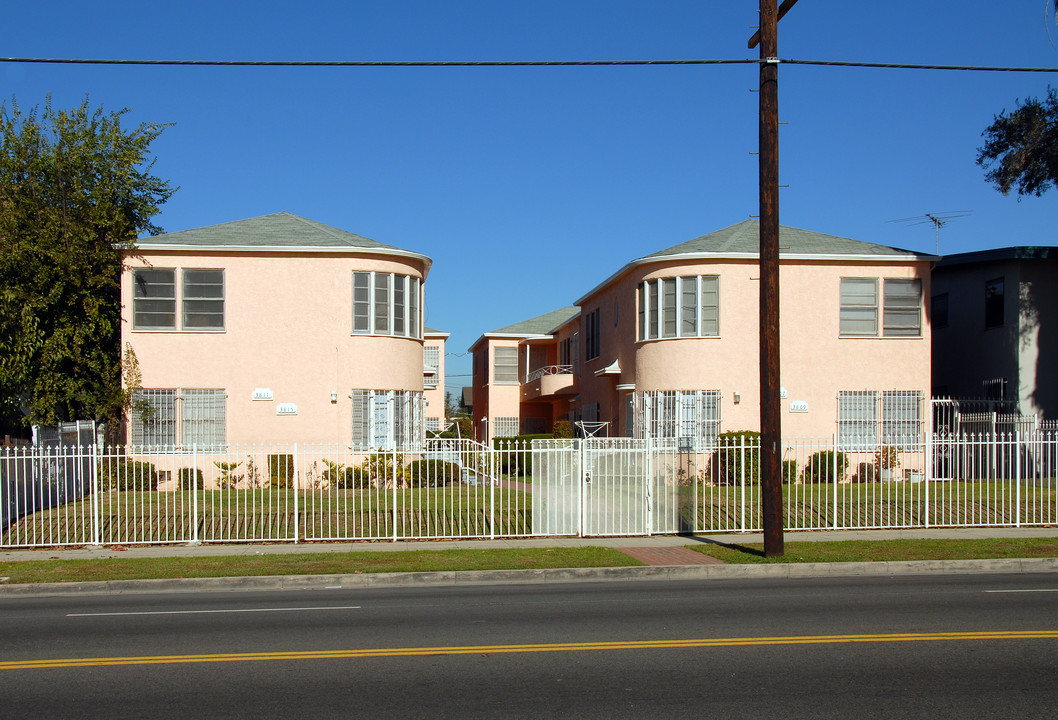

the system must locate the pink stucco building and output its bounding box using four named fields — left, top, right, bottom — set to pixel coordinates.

left=471, top=220, right=933, bottom=448
left=121, top=212, right=444, bottom=449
